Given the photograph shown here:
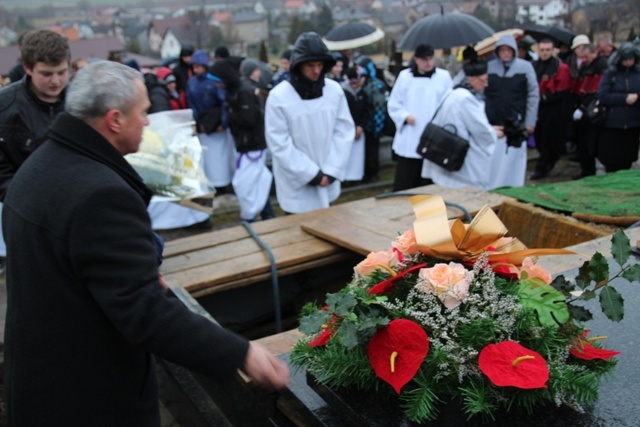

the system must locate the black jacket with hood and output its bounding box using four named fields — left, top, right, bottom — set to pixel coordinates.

left=288, top=32, right=336, bottom=100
